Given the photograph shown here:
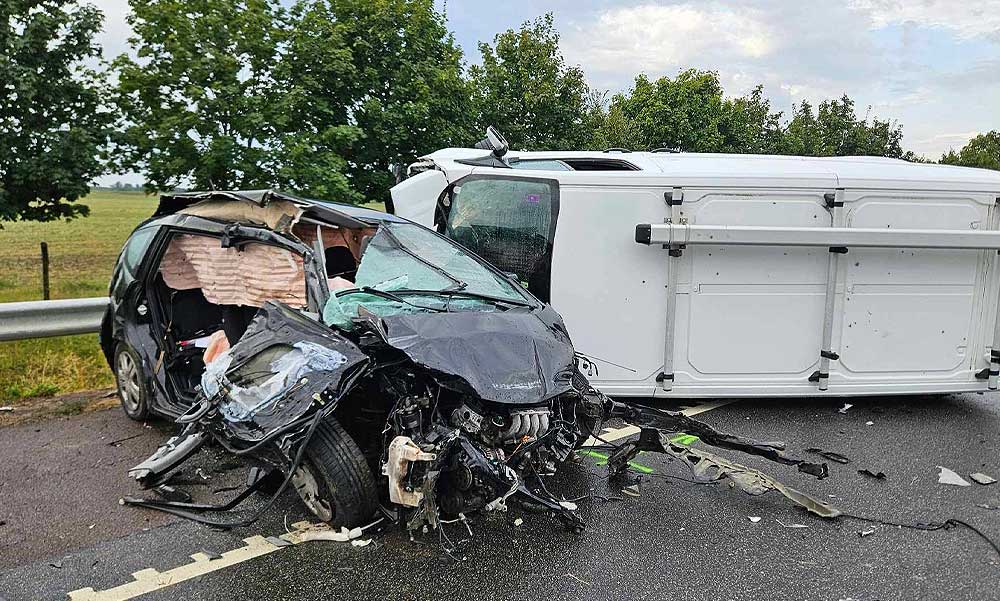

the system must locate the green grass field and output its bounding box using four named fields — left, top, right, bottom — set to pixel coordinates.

left=0, top=191, right=384, bottom=404
left=0, top=191, right=157, bottom=401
